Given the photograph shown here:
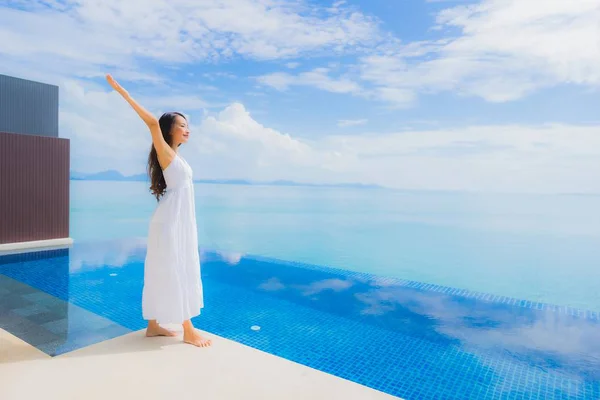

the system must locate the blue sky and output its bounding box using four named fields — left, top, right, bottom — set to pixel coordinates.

left=1, top=0, right=599, bottom=193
